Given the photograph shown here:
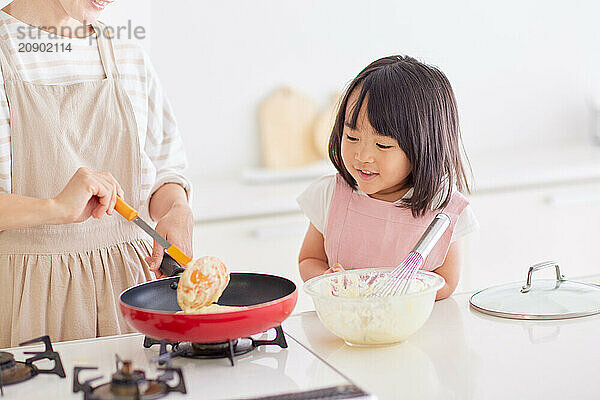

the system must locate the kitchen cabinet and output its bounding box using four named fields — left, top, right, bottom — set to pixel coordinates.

left=193, top=179, right=600, bottom=297
left=194, top=213, right=307, bottom=275
left=460, top=180, right=600, bottom=293
left=193, top=213, right=312, bottom=311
